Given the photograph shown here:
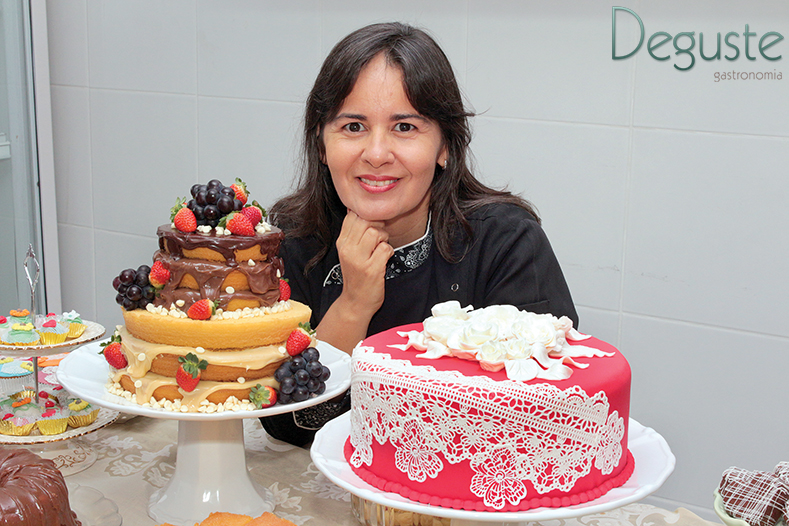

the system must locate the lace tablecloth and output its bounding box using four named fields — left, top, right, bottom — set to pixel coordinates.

left=60, top=416, right=714, bottom=526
